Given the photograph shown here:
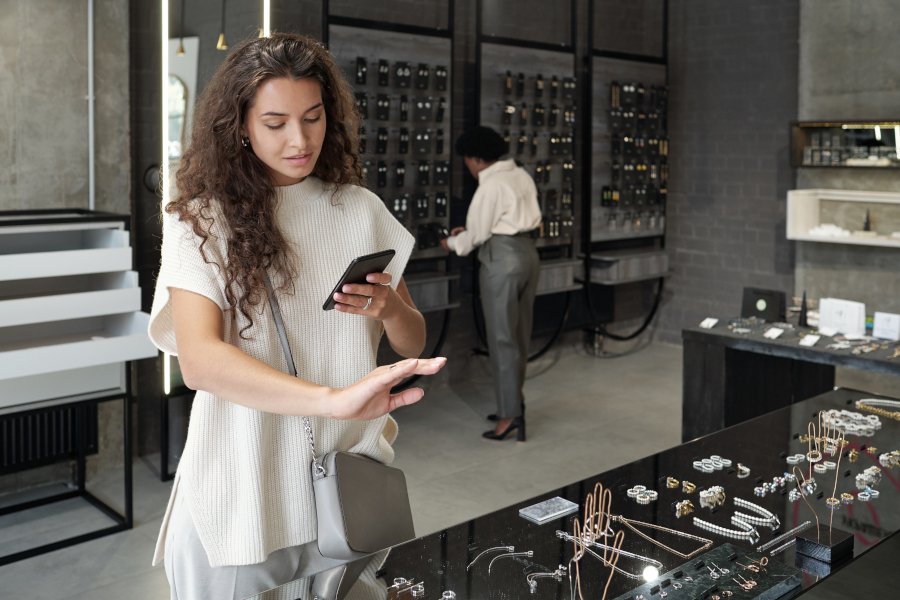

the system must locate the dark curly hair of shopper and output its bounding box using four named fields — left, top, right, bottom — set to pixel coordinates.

left=454, top=126, right=509, bottom=162
left=167, top=33, right=362, bottom=336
